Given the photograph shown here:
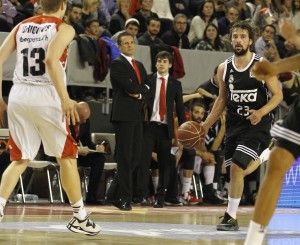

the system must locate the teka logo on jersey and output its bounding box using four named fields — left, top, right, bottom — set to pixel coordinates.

left=230, top=89, right=257, bottom=102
